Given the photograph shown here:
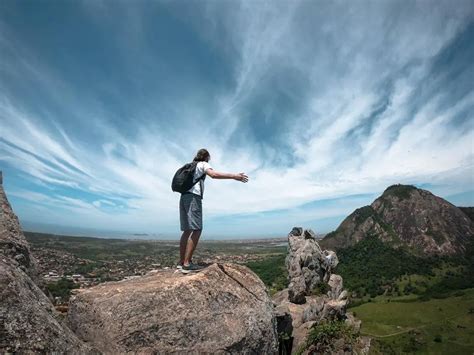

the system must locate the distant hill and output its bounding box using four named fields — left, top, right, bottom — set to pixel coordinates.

left=321, top=184, right=474, bottom=256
